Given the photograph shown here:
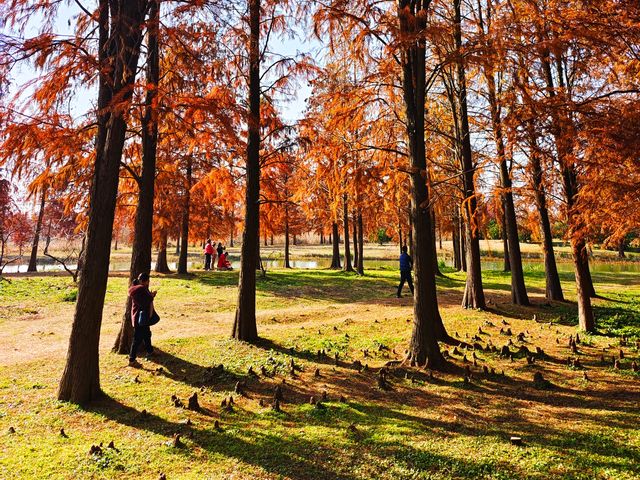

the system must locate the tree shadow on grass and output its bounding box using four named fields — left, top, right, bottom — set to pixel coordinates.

left=150, top=348, right=247, bottom=391
left=87, top=394, right=361, bottom=480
